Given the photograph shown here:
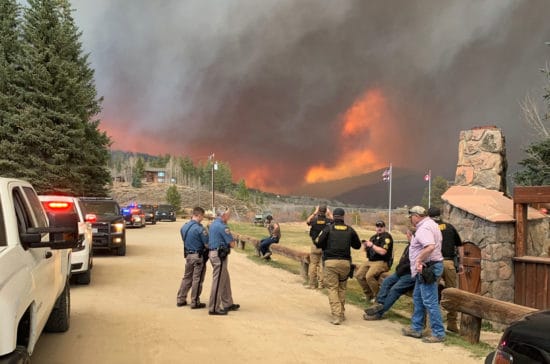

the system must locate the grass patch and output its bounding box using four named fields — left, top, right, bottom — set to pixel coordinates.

left=230, top=221, right=495, bottom=359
